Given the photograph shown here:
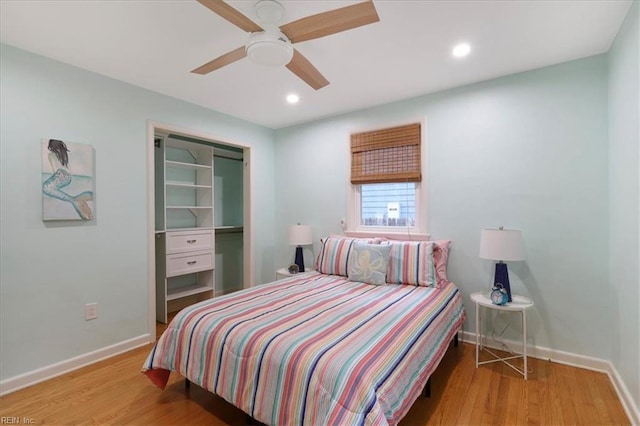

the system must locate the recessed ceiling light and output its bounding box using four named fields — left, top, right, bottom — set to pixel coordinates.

left=452, top=43, right=471, bottom=58
left=286, top=93, right=299, bottom=104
